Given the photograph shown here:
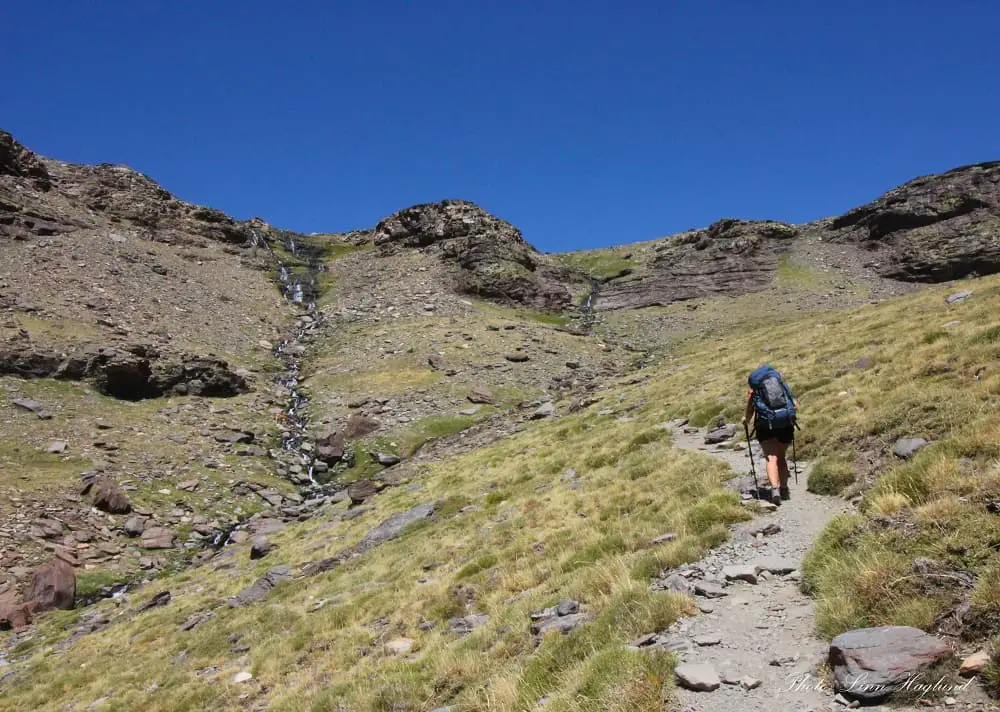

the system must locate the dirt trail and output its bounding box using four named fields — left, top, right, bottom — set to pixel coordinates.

left=664, top=426, right=979, bottom=712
